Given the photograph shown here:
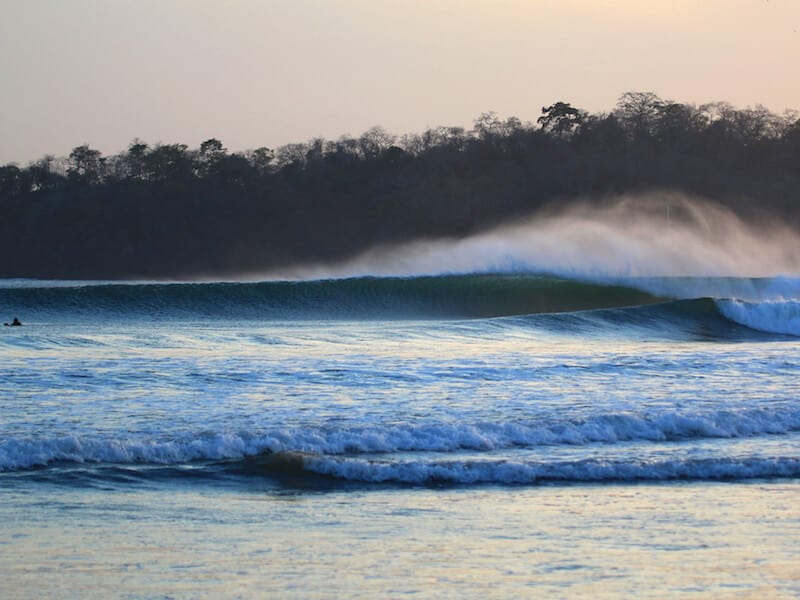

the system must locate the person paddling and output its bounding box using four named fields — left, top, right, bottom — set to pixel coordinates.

left=3, top=317, right=22, bottom=326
